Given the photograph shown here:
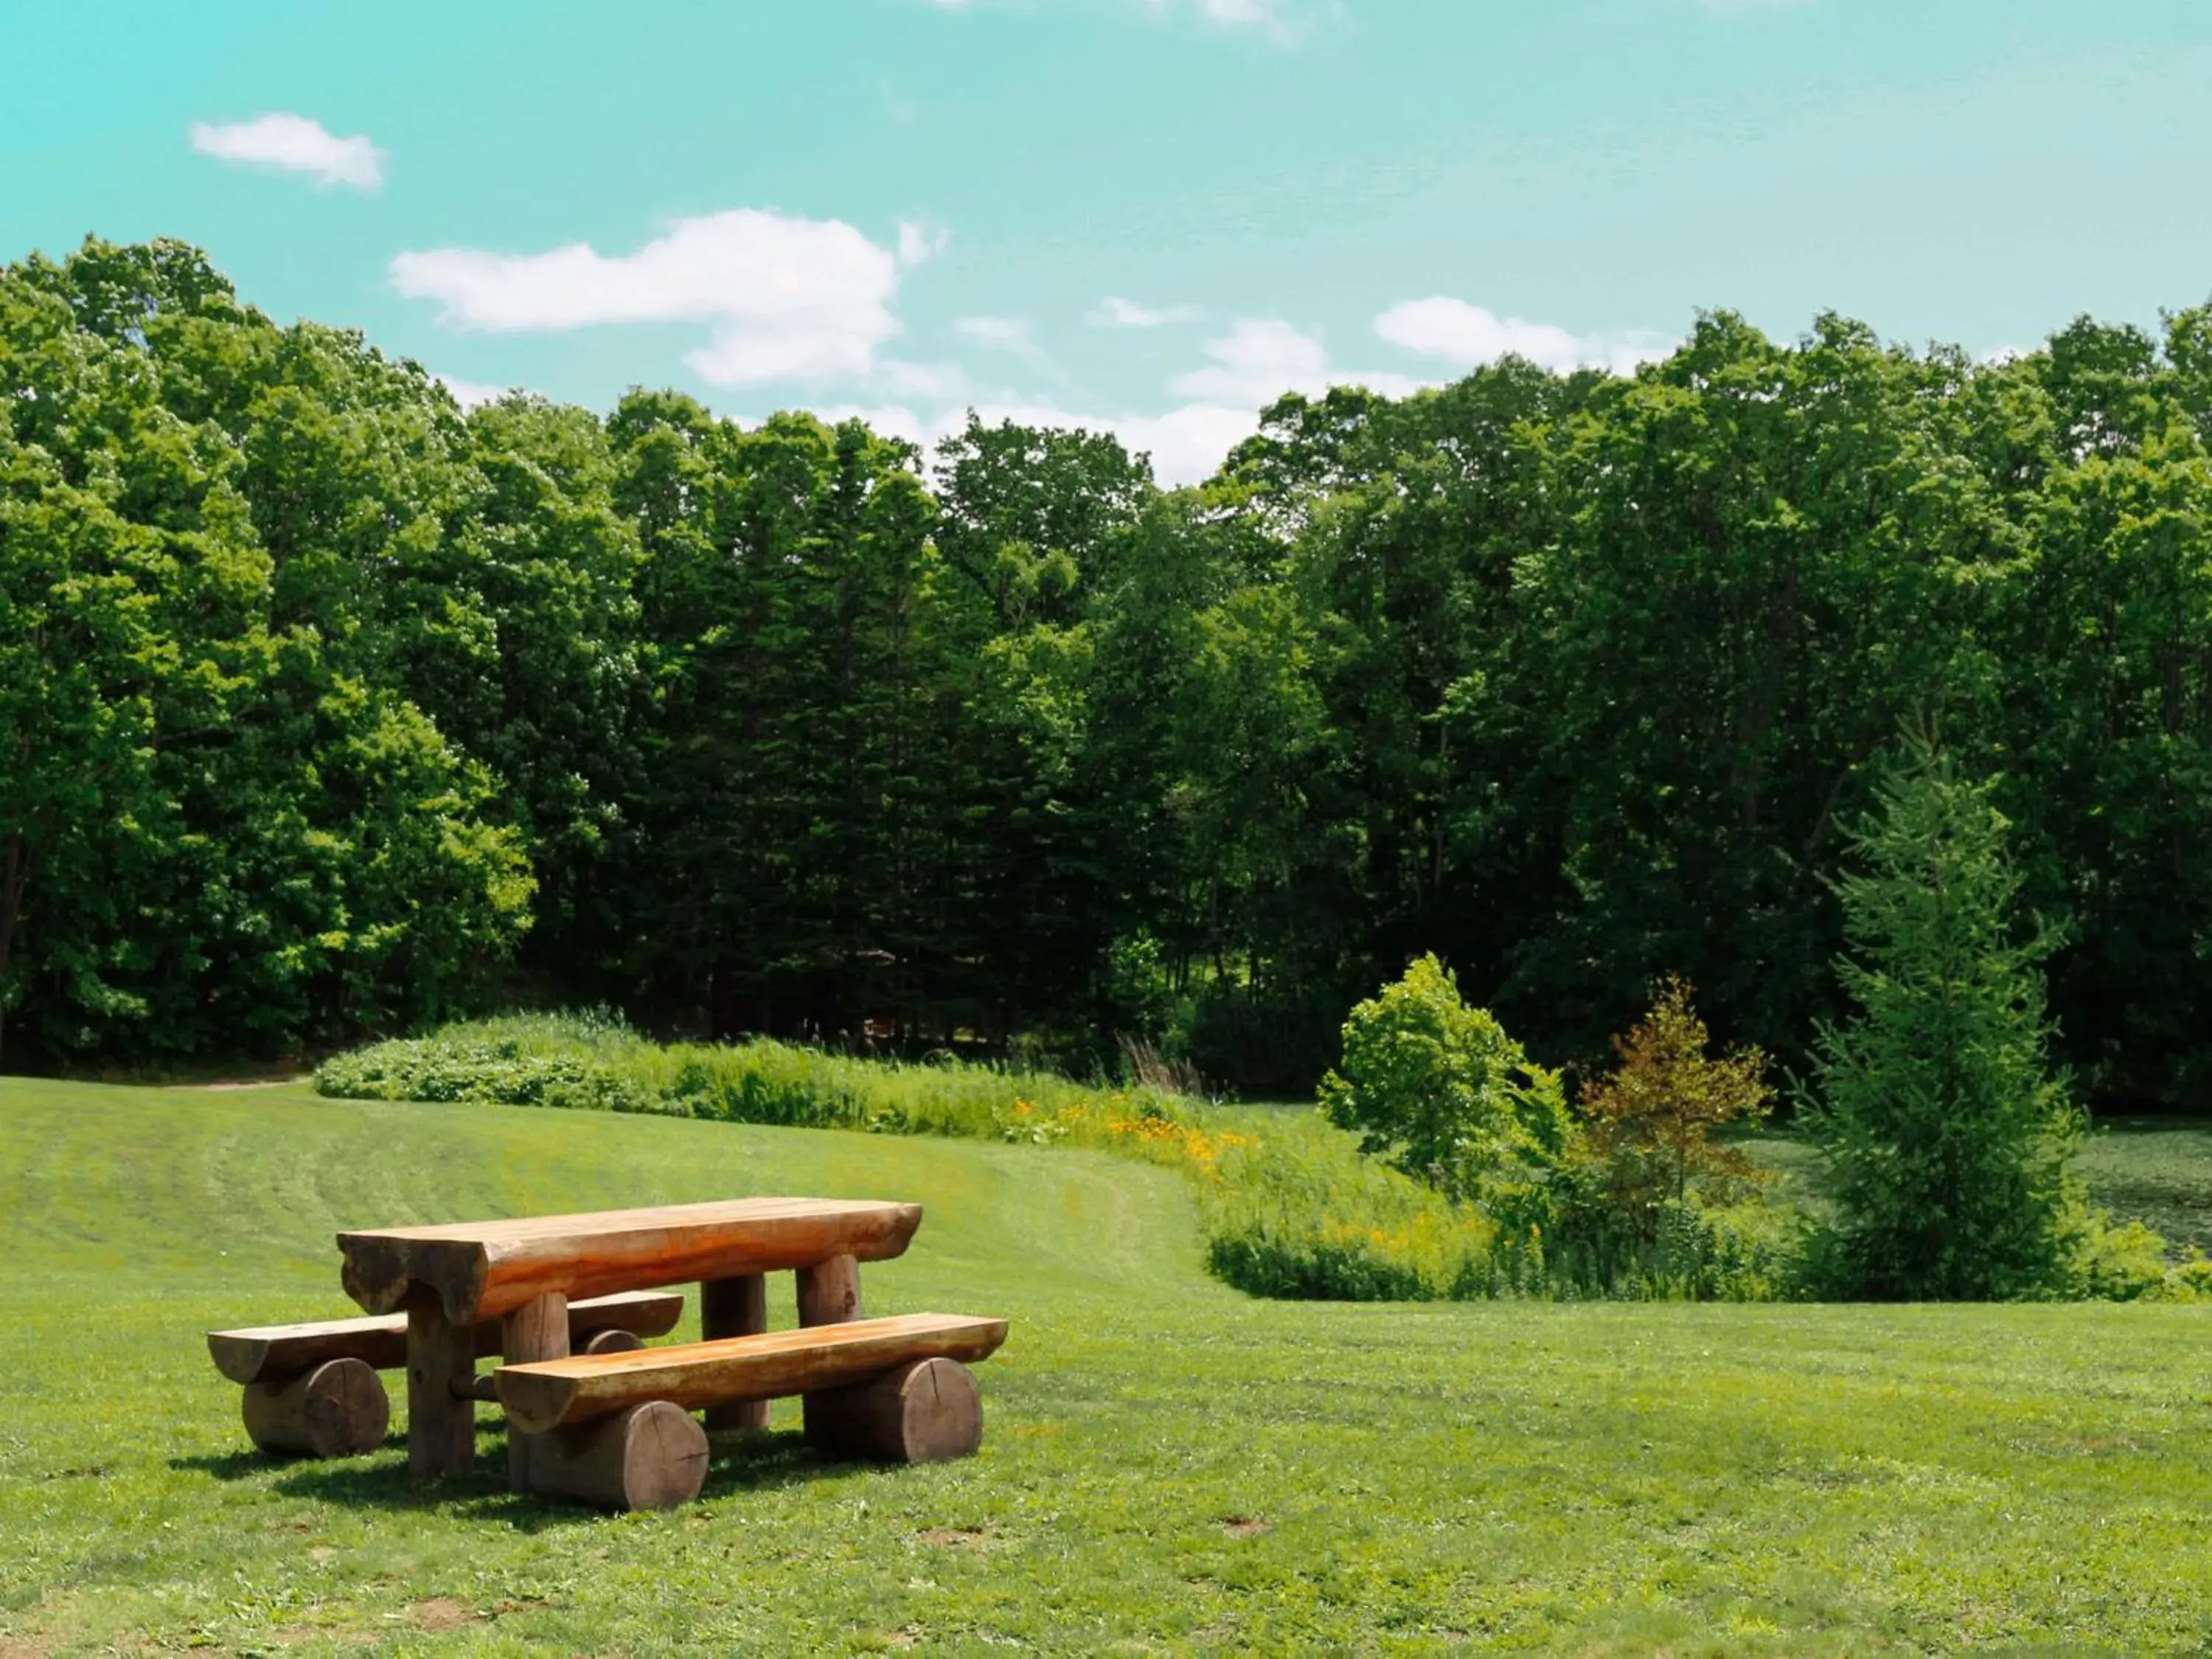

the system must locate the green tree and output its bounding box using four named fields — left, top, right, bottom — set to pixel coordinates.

left=1319, top=953, right=1569, bottom=1217
left=1809, top=728, right=2084, bottom=1300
